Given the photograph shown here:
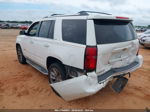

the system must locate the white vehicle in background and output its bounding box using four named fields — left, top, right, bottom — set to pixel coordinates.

left=16, top=11, right=143, bottom=101
left=138, top=29, right=150, bottom=39
left=139, top=29, right=150, bottom=48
